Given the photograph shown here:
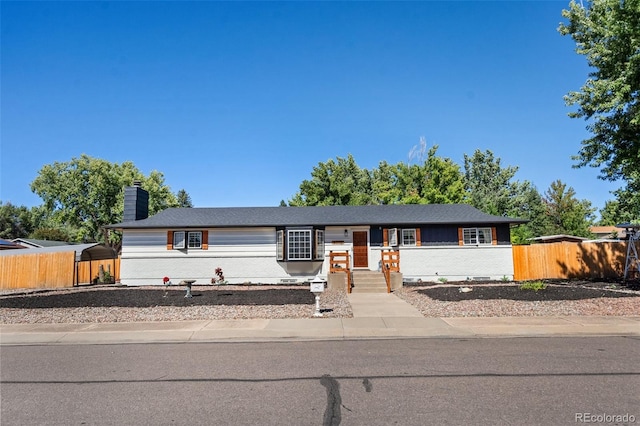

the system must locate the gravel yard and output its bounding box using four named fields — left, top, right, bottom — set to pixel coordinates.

left=395, top=281, right=640, bottom=317
left=0, top=285, right=352, bottom=323
left=0, top=280, right=638, bottom=324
